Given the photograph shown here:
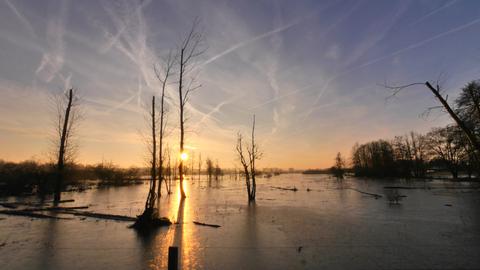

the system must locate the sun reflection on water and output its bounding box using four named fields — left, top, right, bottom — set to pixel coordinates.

left=146, top=177, right=201, bottom=269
